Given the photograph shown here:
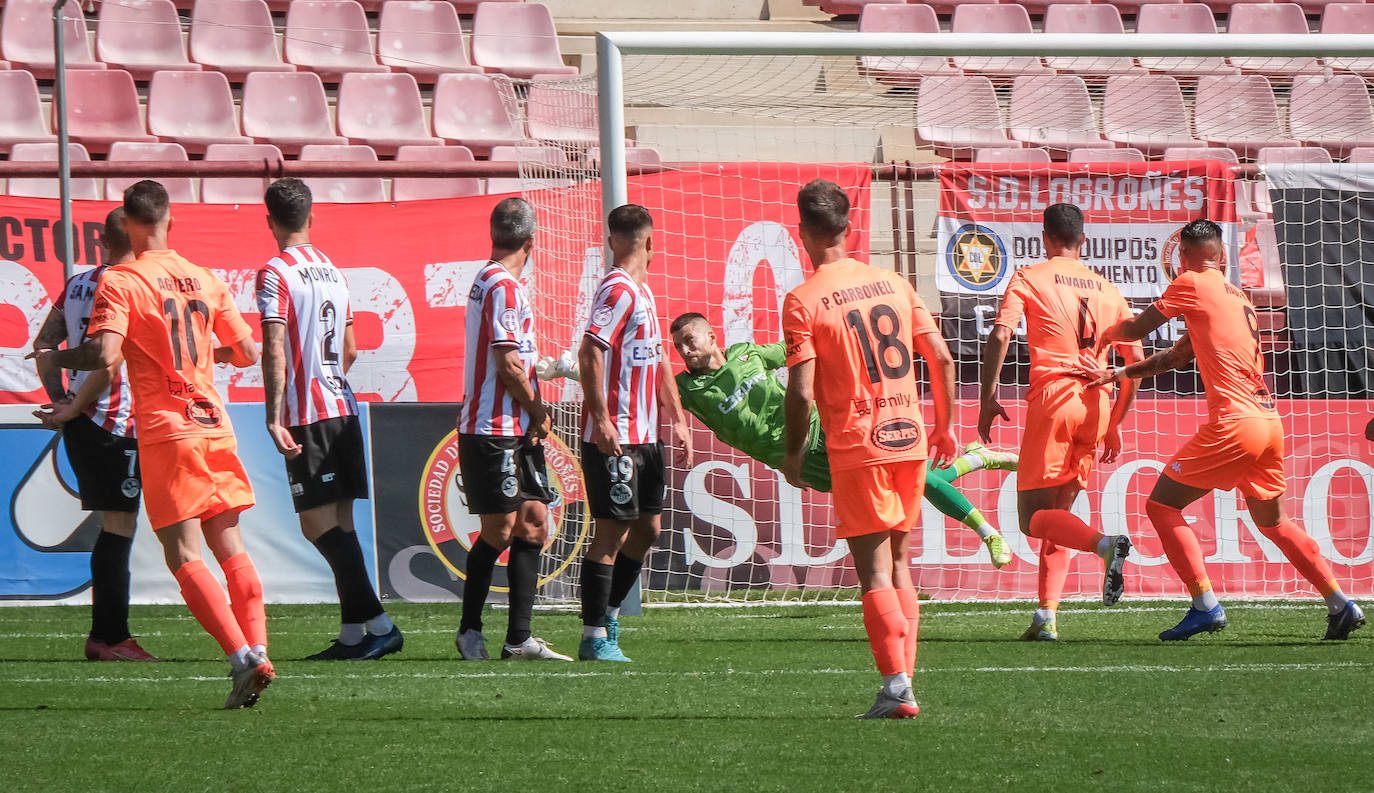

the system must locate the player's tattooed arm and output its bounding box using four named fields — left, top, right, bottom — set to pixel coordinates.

left=579, top=336, right=621, bottom=456
left=914, top=331, right=957, bottom=468
left=1101, top=342, right=1146, bottom=464
left=31, top=331, right=121, bottom=373
left=1098, top=304, right=1168, bottom=350
left=34, top=365, right=114, bottom=430
left=782, top=359, right=815, bottom=489
left=31, top=307, right=68, bottom=403
left=977, top=324, right=1013, bottom=444
left=1087, top=334, right=1194, bottom=387
left=213, top=334, right=258, bottom=367
left=494, top=344, right=550, bottom=444
left=260, top=322, right=302, bottom=459
left=657, top=358, right=693, bottom=467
